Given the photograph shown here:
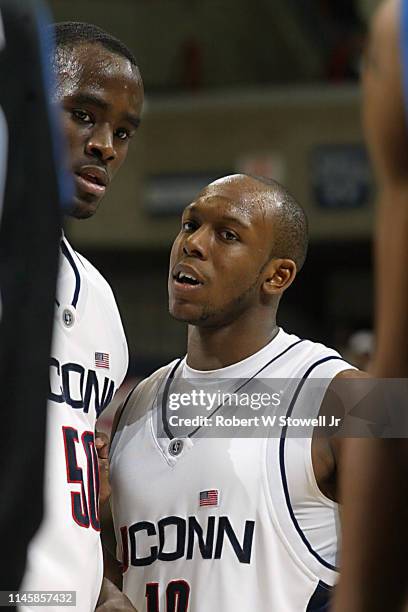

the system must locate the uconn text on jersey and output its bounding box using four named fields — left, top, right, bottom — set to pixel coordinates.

left=49, top=358, right=115, bottom=416
left=120, top=515, right=255, bottom=570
